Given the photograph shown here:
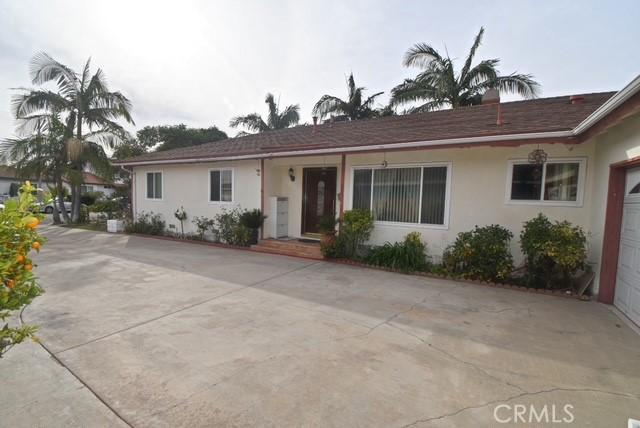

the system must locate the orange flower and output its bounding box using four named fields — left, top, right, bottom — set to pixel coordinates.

left=24, top=263, right=33, bottom=271
left=26, top=218, right=39, bottom=229
left=16, top=254, right=25, bottom=264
